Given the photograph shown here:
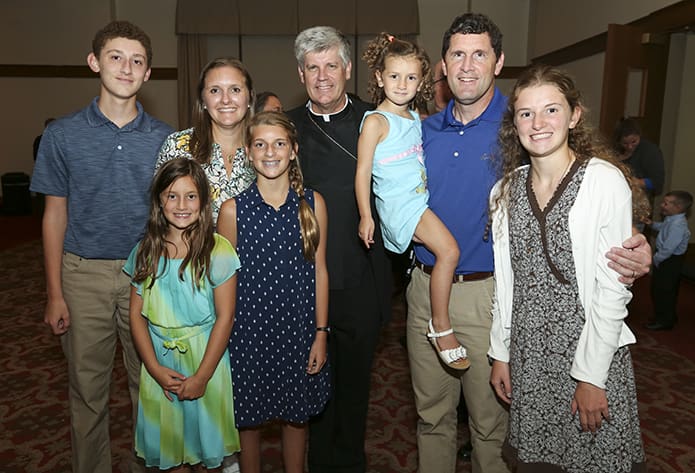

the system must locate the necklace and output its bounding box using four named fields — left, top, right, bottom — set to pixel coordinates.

left=530, top=155, right=576, bottom=212
left=557, top=156, right=575, bottom=184
left=227, top=148, right=242, bottom=164
left=533, top=155, right=575, bottom=189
